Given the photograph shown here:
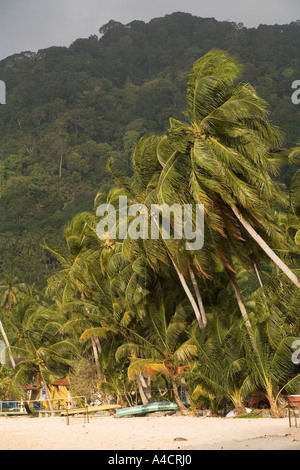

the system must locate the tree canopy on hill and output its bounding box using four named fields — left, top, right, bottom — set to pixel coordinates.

left=0, top=12, right=299, bottom=286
